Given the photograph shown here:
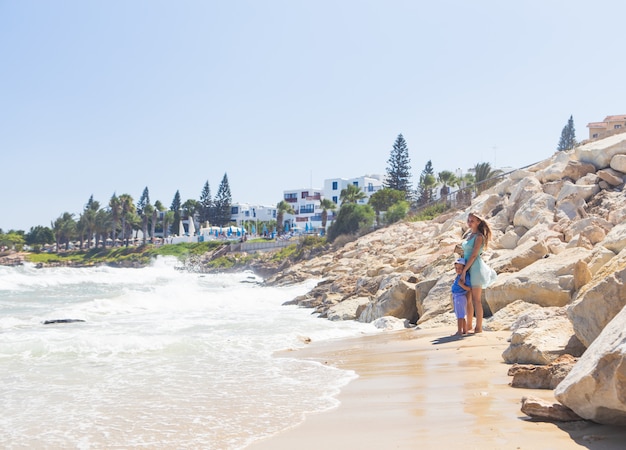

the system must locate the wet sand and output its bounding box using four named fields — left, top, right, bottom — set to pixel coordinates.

left=247, top=327, right=626, bottom=450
